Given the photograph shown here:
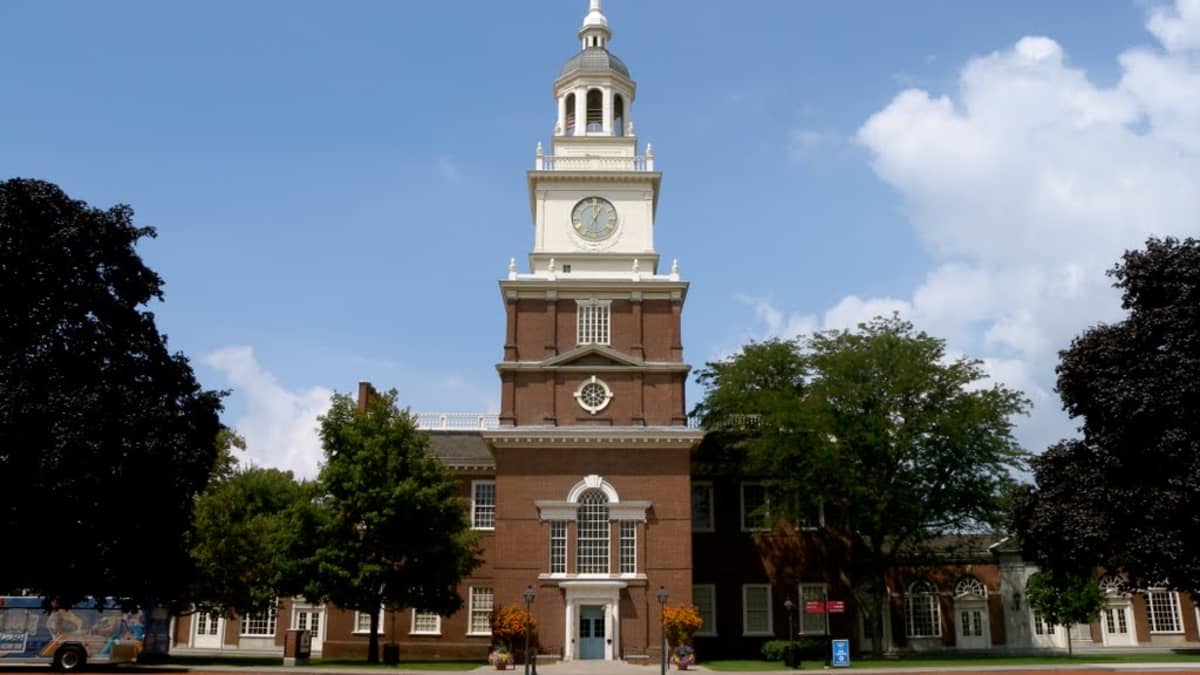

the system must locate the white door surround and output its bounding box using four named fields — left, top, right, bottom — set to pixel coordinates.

left=191, top=612, right=223, bottom=649
left=291, top=603, right=326, bottom=654
left=560, top=580, right=626, bottom=661
left=1101, top=601, right=1137, bottom=646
